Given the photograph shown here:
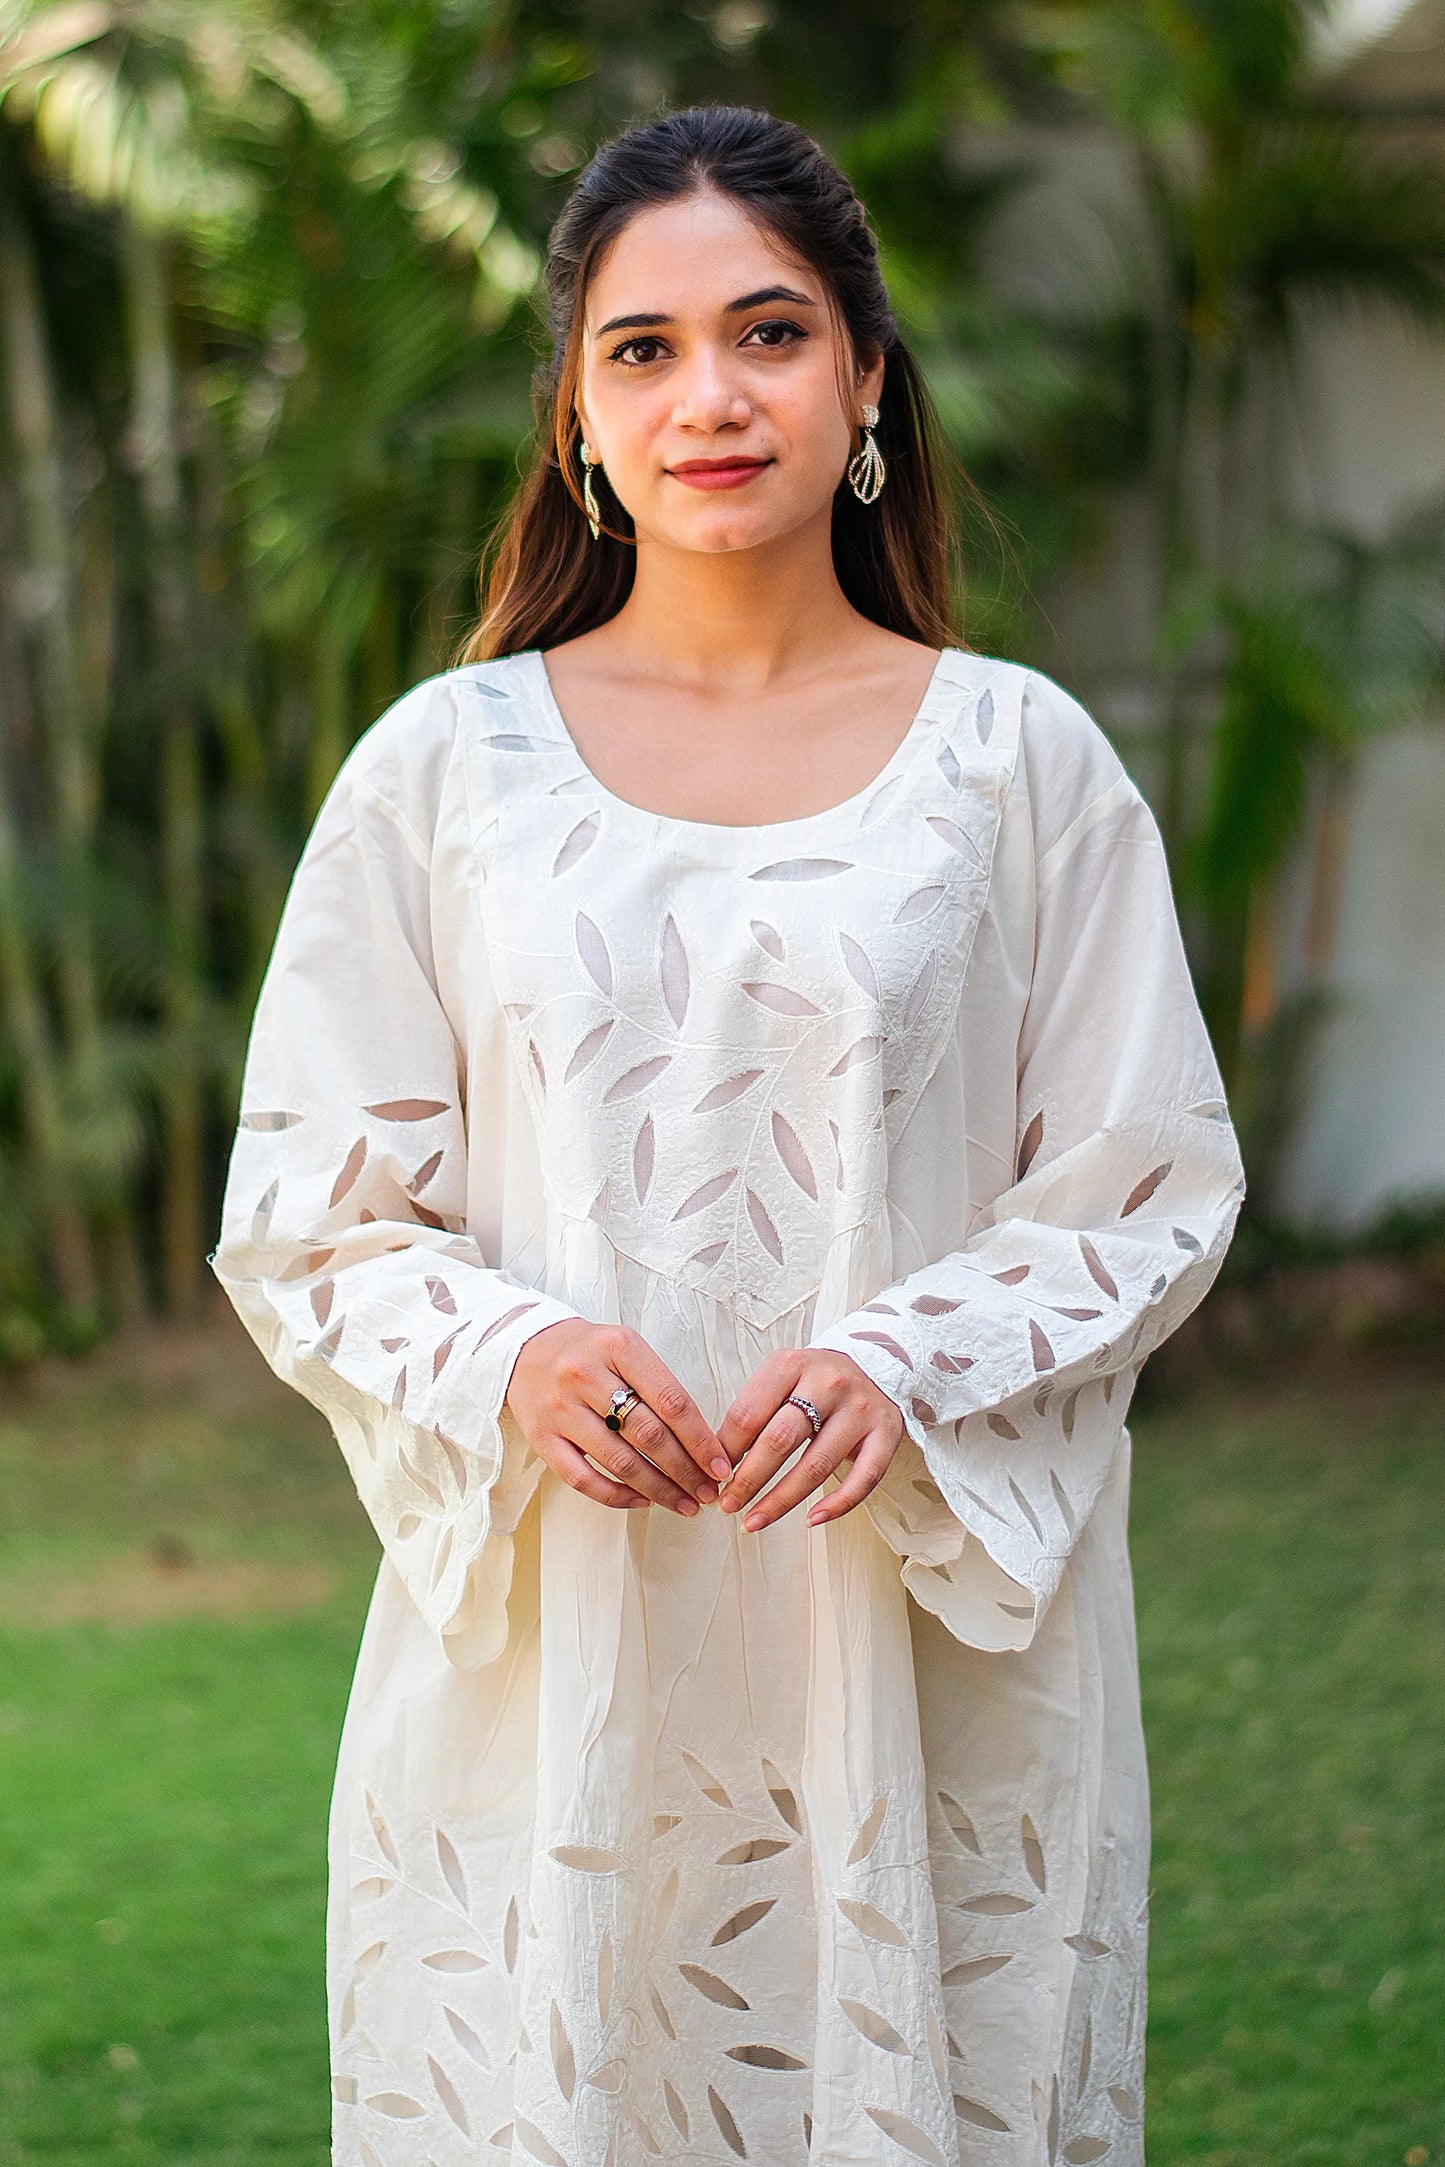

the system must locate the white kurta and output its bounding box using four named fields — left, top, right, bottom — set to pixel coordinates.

left=210, top=644, right=1245, bottom=2167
